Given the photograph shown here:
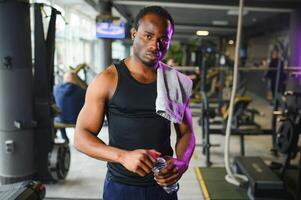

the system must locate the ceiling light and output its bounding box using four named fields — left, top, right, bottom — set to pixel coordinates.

left=196, top=30, right=209, bottom=36
left=212, top=20, right=228, bottom=26
left=227, top=9, right=248, bottom=16
left=228, top=40, right=234, bottom=45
